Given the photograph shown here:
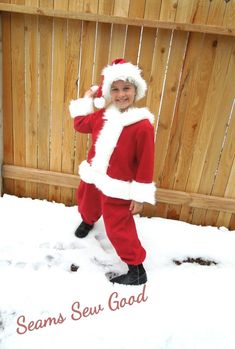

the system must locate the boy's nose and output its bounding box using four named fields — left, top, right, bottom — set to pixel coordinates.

left=118, top=90, right=125, bottom=97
